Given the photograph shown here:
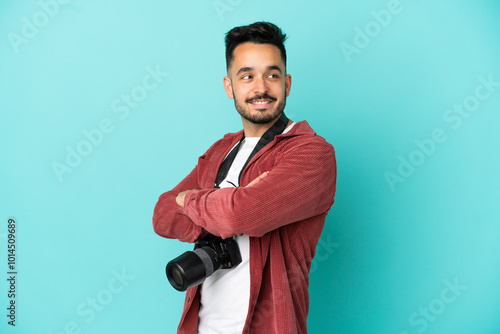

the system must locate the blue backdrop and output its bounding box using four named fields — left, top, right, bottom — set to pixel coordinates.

left=1, top=0, right=500, bottom=333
